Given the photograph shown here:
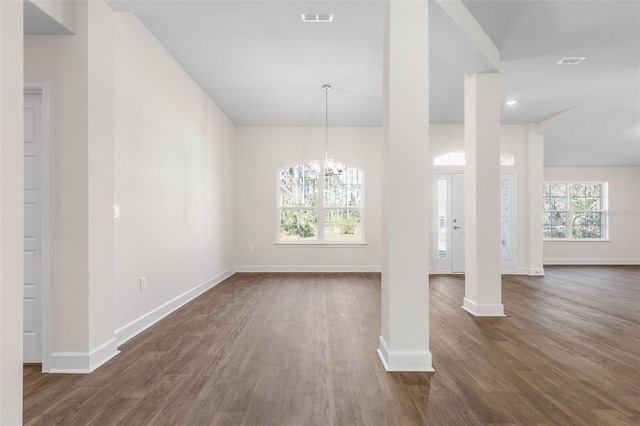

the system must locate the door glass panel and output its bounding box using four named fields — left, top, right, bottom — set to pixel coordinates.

left=437, top=179, right=447, bottom=259
left=501, top=179, right=511, bottom=260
